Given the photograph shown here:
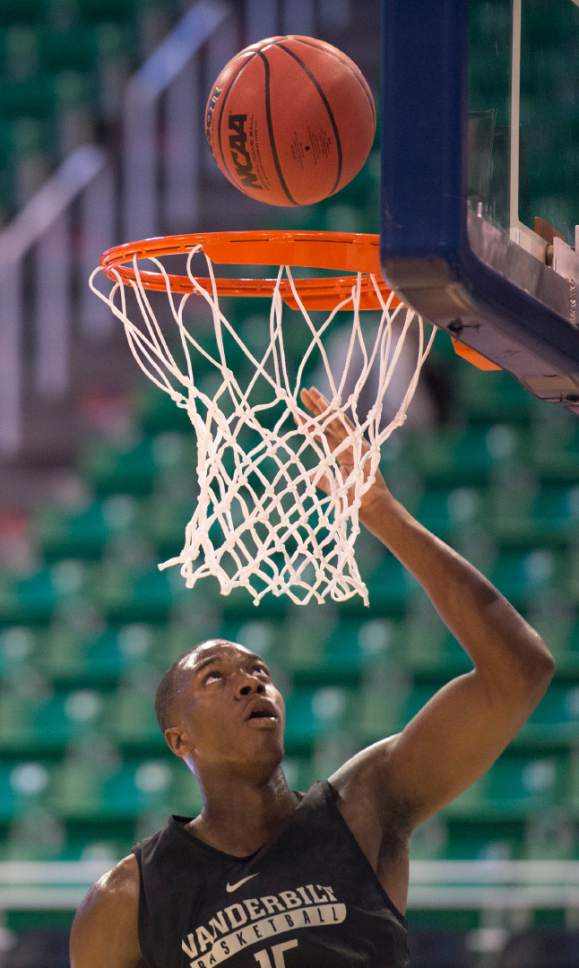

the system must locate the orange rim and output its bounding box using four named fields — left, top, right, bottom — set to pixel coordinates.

left=100, top=230, right=399, bottom=311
